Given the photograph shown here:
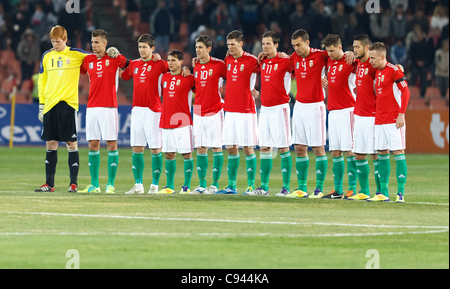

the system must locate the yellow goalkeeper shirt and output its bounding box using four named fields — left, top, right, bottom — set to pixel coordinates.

left=38, top=46, right=89, bottom=114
